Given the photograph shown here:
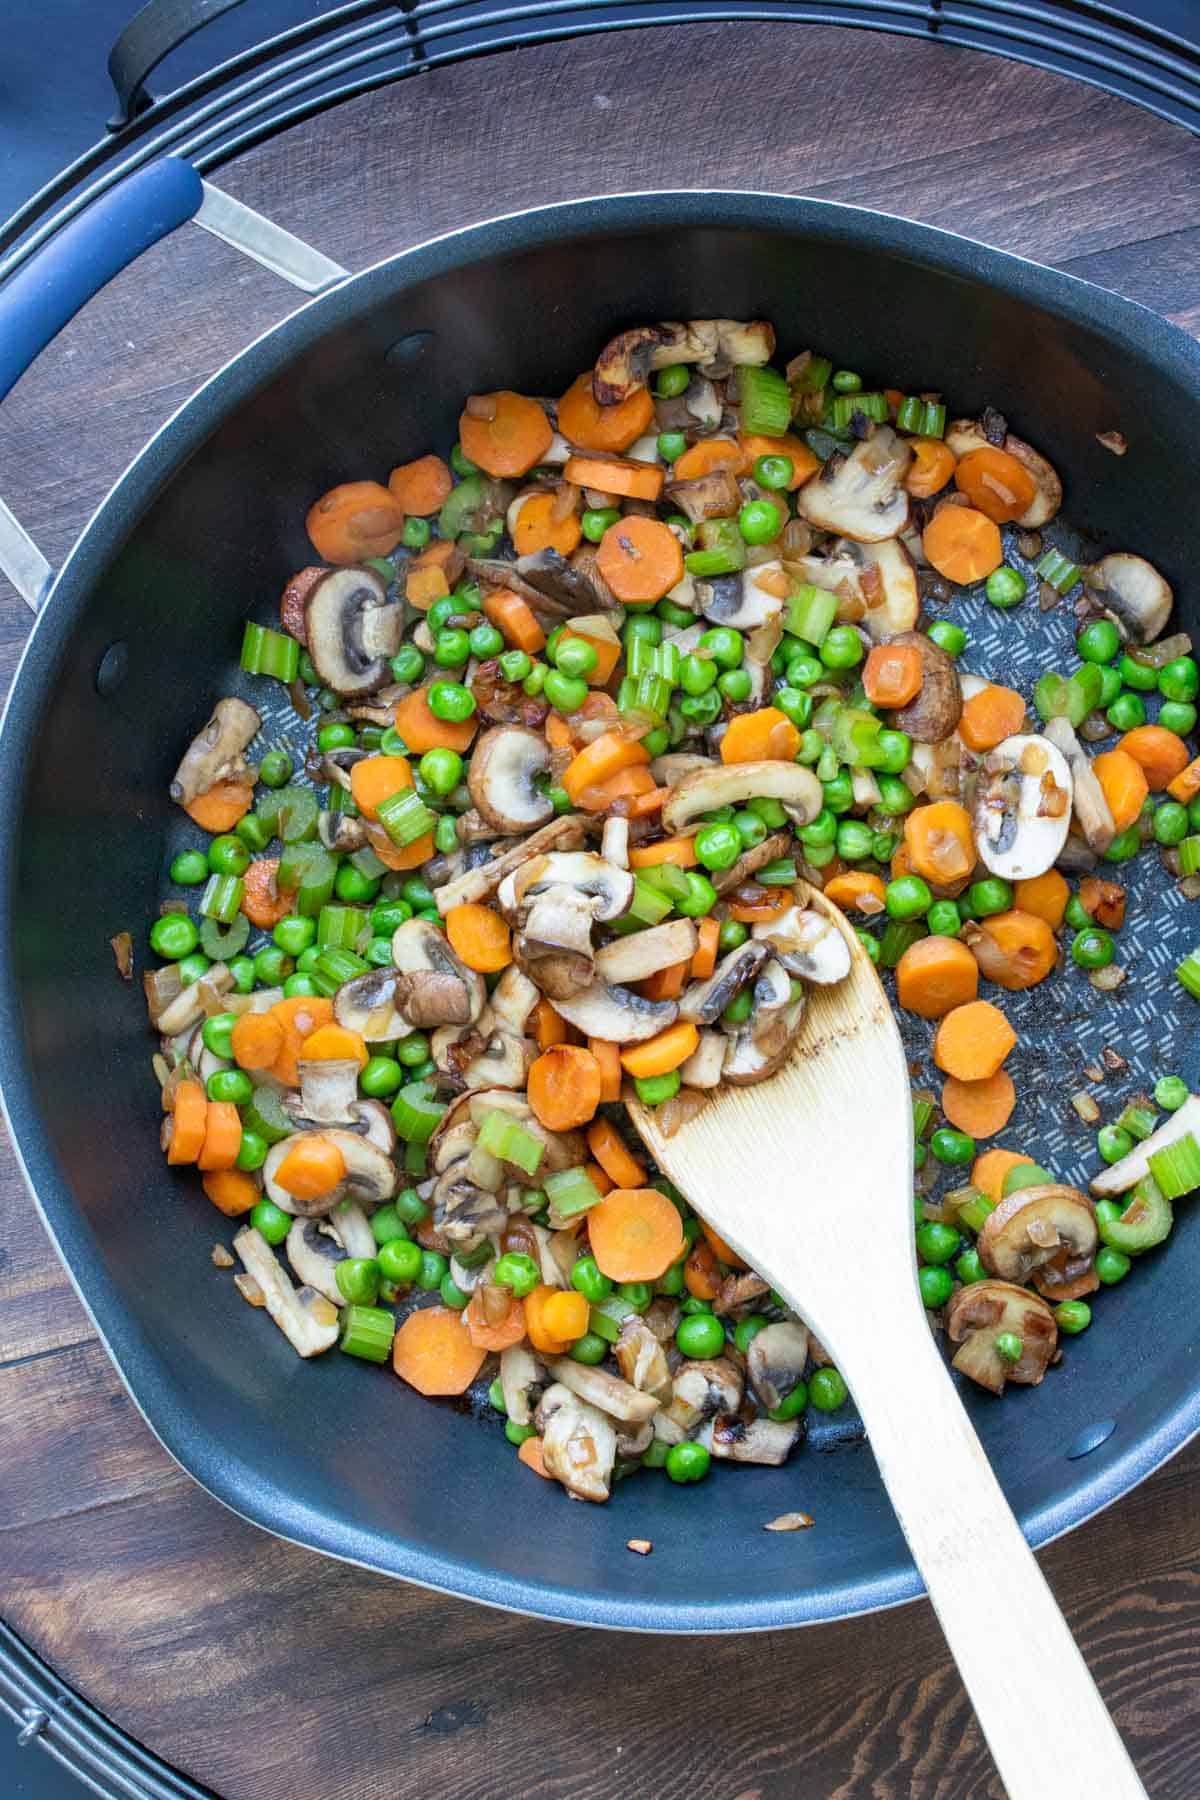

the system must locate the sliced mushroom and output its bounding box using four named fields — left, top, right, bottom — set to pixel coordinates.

left=171, top=697, right=260, bottom=805
left=545, top=1357, right=660, bottom=1424
left=710, top=1414, right=800, bottom=1465
left=303, top=566, right=402, bottom=697
left=601, top=815, right=629, bottom=869
left=594, top=918, right=698, bottom=985
left=593, top=319, right=773, bottom=406
left=946, top=1280, right=1058, bottom=1394
left=550, top=980, right=678, bottom=1043
left=695, top=560, right=787, bottom=631
left=284, top=1205, right=374, bottom=1304
left=434, top=814, right=587, bottom=914
left=795, top=428, right=911, bottom=542
left=431, top=1161, right=507, bottom=1244
left=501, top=852, right=634, bottom=997
left=884, top=631, right=963, bottom=743
left=488, top=964, right=540, bottom=1037
left=291, top=1058, right=361, bottom=1125
left=664, top=469, right=743, bottom=524
left=1090, top=1095, right=1200, bottom=1196
left=711, top=830, right=794, bottom=896
left=436, top=1022, right=532, bottom=1091
left=1041, top=717, right=1117, bottom=855
left=613, top=1318, right=673, bottom=1399
left=333, top=968, right=408, bottom=1041
left=536, top=1384, right=618, bottom=1503
left=153, top=964, right=235, bottom=1037
left=500, top=1344, right=543, bottom=1427
left=724, top=960, right=805, bottom=1087
left=977, top=1183, right=1098, bottom=1299
left=1088, top=552, right=1173, bottom=646
left=851, top=538, right=920, bottom=640
left=262, top=1129, right=395, bottom=1216
left=745, top=1320, right=810, bottom=1412
left=972, top=734, right=1073, bottom=881
left=678, top=1029, right=727, bottom=1089
left=664, top=1358, right=744, bottom=1433
left=678, top=942, right=767, bottom=1025
left=392, top=918, right=486, bottom=1027
left=515, top=549, right=619, bottom=619
left=352, top=1098, right=397, bottom=1154
left=752, top=906, right=852, bottom=982
left=944, top=421, right=1061, bottom=527
left=662, top=761, right=821, bottom=833
left=467, top=725, right=554, bottom=832
left=232, top=1226, right=339, bottom=1357
left=318, top=810, right=370, bottom=852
